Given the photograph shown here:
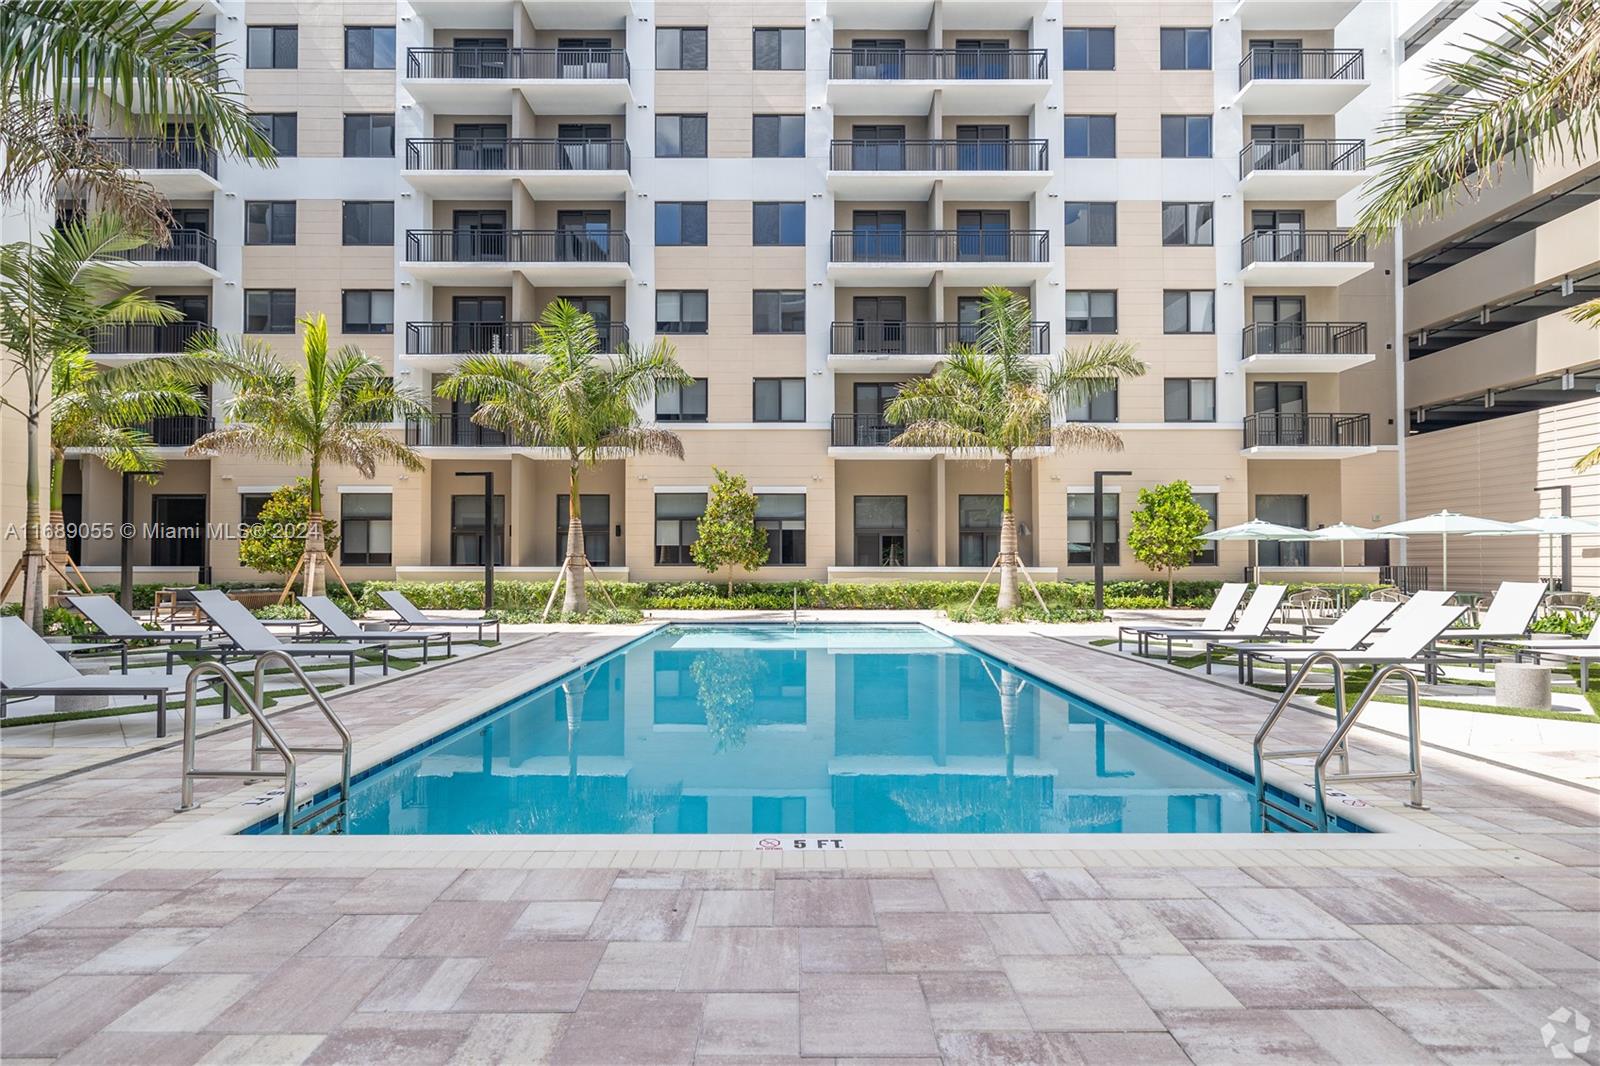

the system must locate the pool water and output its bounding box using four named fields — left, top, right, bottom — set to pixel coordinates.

left=287, top=625, right=1273, bottom=836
